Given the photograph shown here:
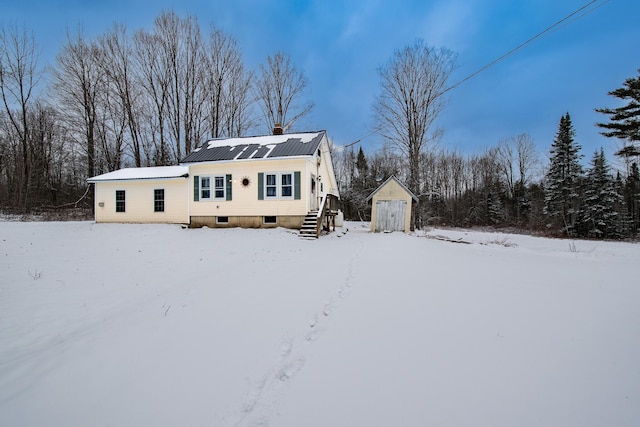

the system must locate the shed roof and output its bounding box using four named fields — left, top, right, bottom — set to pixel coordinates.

left=88, top=166, right=189, bottom=182
left=366, top=175, right=419, bottom=202
left=180, top=131, right=325, bottom=164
